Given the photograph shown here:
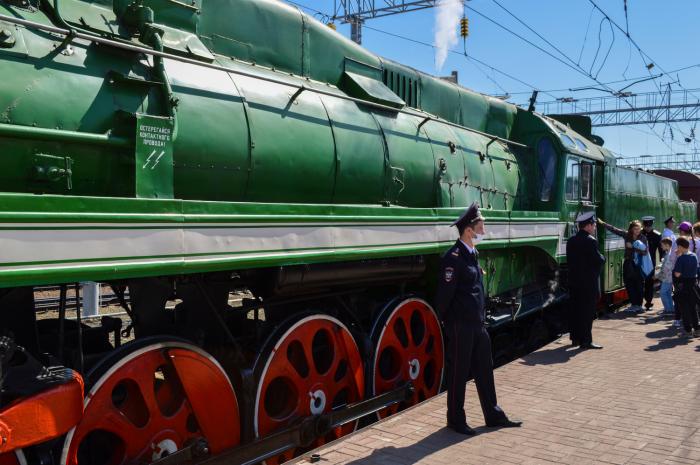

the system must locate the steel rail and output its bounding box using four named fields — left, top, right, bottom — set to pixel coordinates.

left=0, top=13, right=527, bottom=150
